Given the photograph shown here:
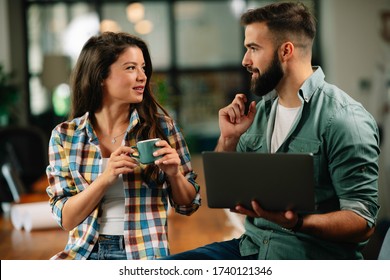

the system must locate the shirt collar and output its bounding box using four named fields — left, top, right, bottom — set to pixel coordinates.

left=128, top=108, right=141, bottom=131
left=261, top=89, right=278, bottom=102
left=75, top=112, right=94, bottom=137
left=261, top=66, right=325, bottom=104
left=298, top=66, right=325, bottom=103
